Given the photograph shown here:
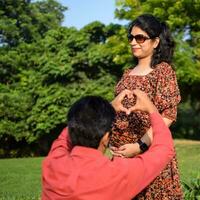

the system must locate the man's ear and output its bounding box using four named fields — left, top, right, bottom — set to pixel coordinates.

left=101, top=132, right=110, bottom=147
left=98, top=132, right=110, bottom=152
